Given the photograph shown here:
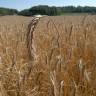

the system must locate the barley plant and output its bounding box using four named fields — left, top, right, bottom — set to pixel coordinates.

left=0, top=15, right=96, bottom=96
